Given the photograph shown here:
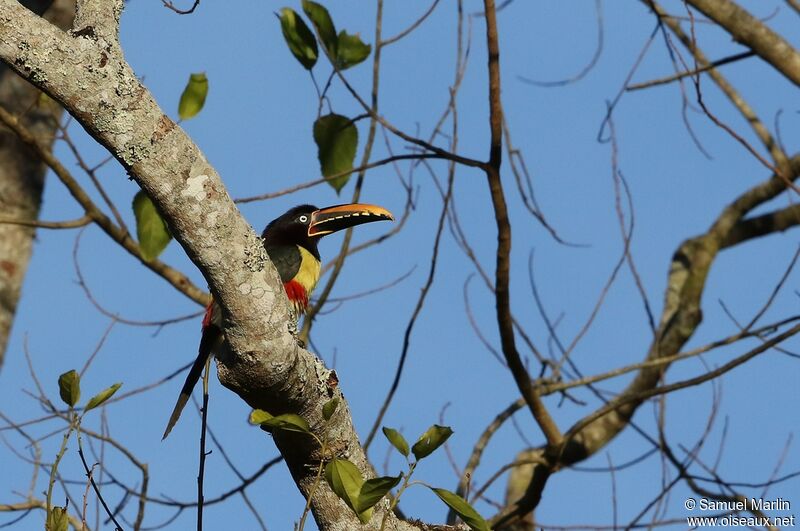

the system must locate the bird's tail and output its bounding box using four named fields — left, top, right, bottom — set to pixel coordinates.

left=162, top=322, right=221, bottom=440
